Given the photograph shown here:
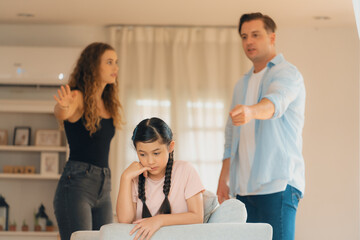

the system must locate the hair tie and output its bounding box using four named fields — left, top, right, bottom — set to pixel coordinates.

left=132, top=126, right=138, bottom=141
